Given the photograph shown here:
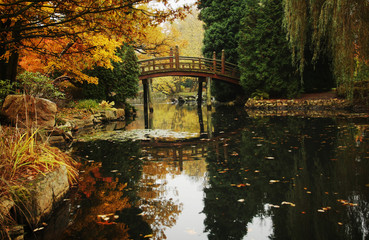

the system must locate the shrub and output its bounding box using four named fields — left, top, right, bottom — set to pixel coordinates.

left=0, top=79, right=17, bottom=103
left=75, top=99, right=100, bottom=110
left=17, top=71, right=64, bottom=100
left=251, top=90, right=269, bottom=100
